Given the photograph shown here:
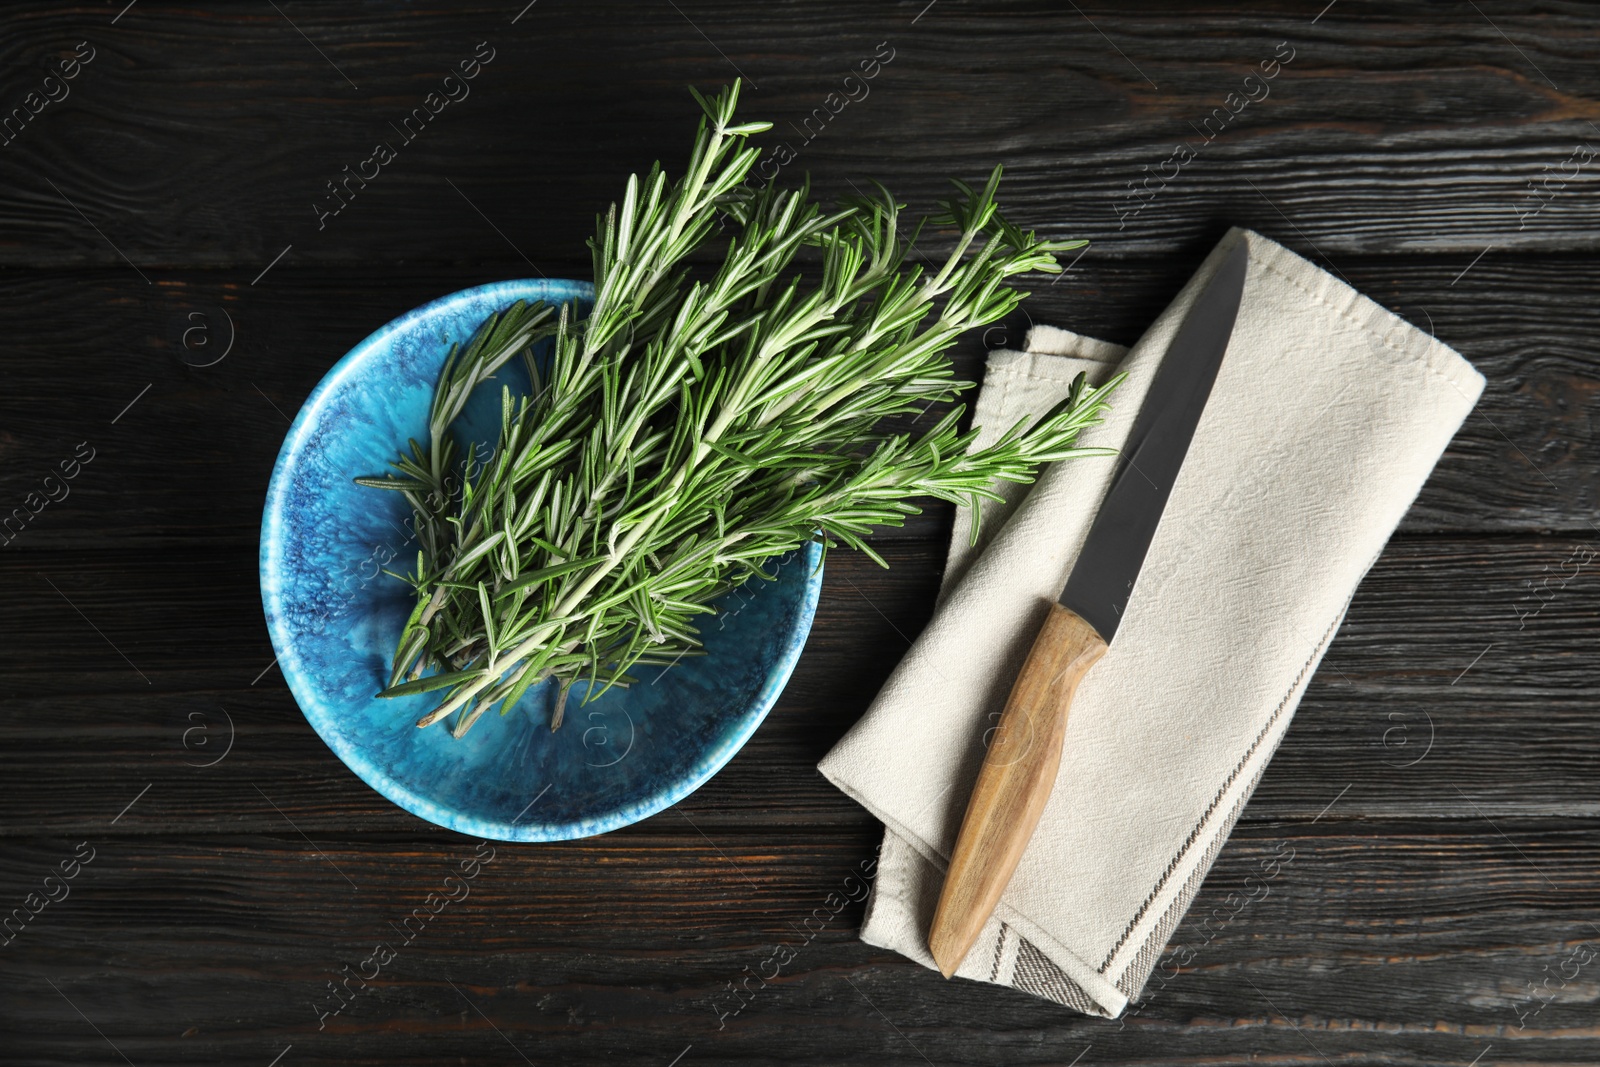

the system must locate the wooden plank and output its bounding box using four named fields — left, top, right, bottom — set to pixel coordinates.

left=1, top=535, right=1595, bottom=837
left=0, top=3, right=1598, bottom=271
left=0, top=821, right=1594, bottom=1065
left=0, top=251, right=1592, bottom=553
